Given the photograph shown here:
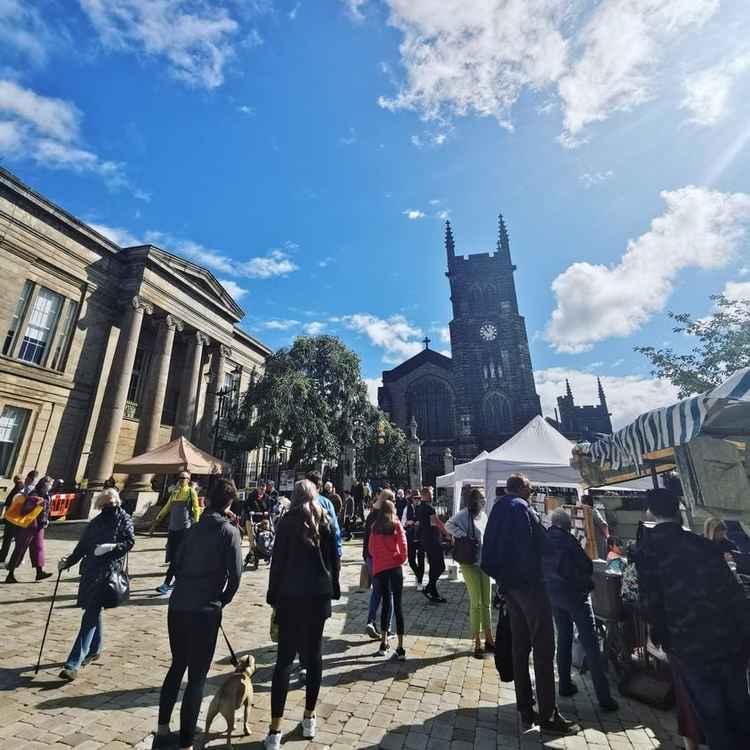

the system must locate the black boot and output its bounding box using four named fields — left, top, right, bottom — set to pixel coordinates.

left=5, top=569, right=18, bottom=584
left=36, top=568, right=53, bottom=581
